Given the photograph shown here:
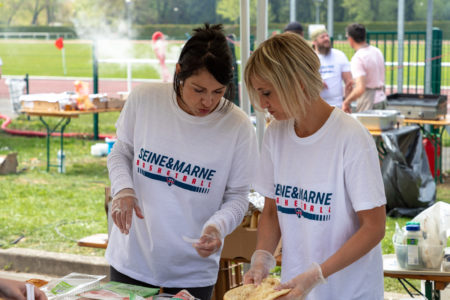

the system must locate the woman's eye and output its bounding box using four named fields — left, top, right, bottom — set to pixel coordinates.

left=215, top=90, right=224, bottom=94
left=262, top=91, right=271, bottom=96
left=194, top=89, right=203, bottom=93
